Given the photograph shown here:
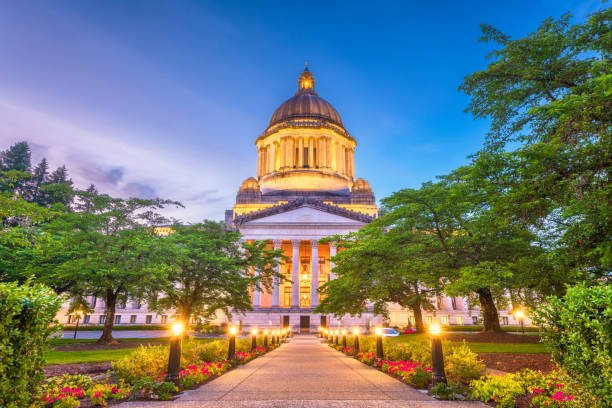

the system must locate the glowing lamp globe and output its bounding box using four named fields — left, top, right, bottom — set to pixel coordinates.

left=229, top=326, right=238, bottom=336
left=375, top=328, right=382, bottom=336
left=171, top=321, right=184, bottom=337
left=342, top=330, right=347, bottom=335
left=251, top=328, right=258, bottom=336
left=353, top=328, right=359, bottom=335
left=264, top=330, right=268, bottom=335
left=429, top=324, right=441, bottom=337
left=515, top=310, right=525, bottom=319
